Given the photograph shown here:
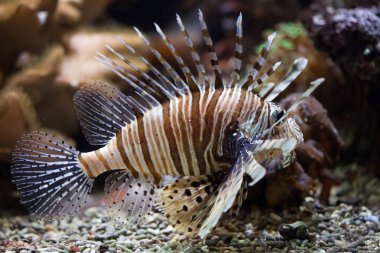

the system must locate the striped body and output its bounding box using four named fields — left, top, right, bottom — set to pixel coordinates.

left=79, top=87, right=275, bottom=181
